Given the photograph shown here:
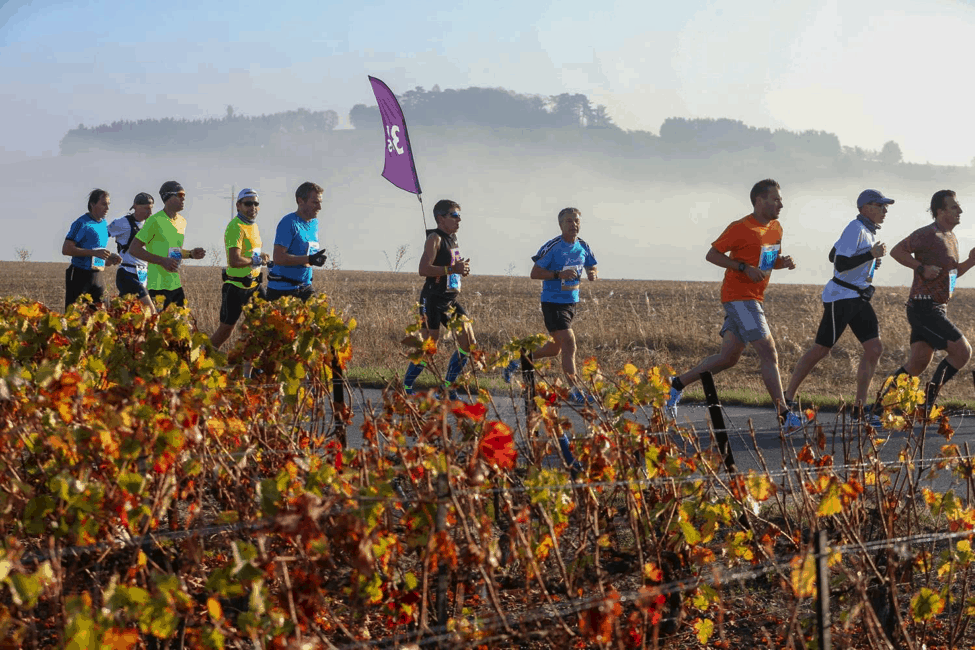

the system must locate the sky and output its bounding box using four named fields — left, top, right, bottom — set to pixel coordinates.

left=3, top=0, right=975, bottom=164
